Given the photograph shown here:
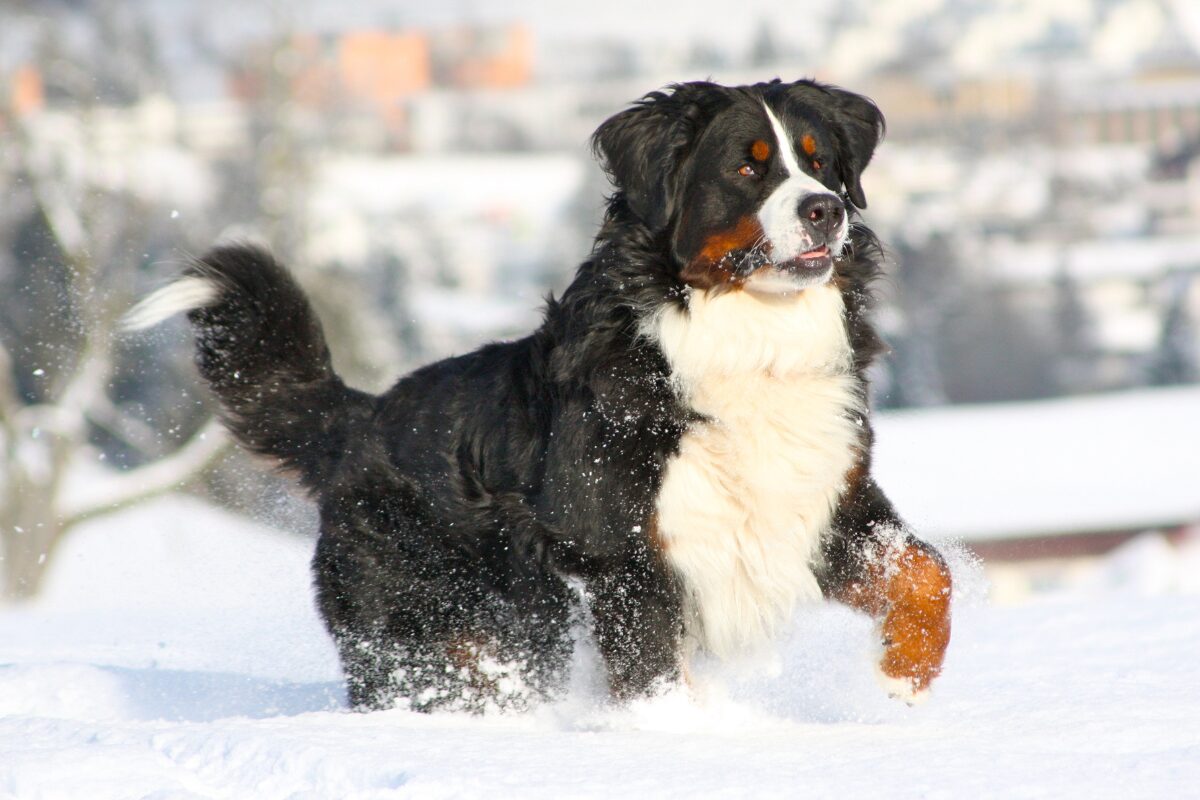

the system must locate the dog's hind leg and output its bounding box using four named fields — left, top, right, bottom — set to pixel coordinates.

left=312, top=483, right=576, bottom=713
left=310, top=494, right=491, bottom=712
